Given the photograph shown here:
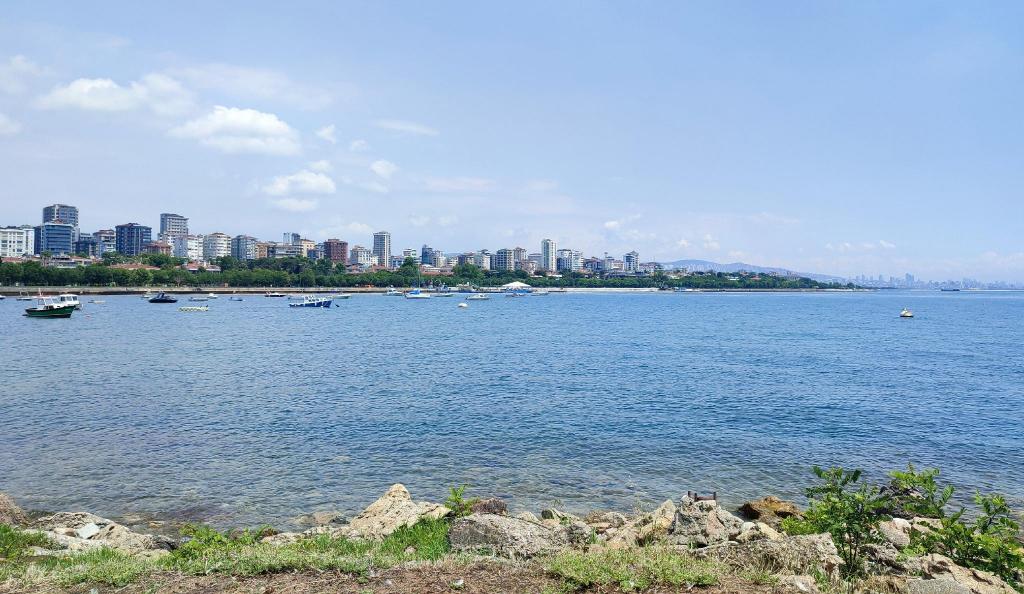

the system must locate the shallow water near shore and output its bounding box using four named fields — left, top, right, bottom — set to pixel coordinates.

left=1, top=290, right=1022, bottom=526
